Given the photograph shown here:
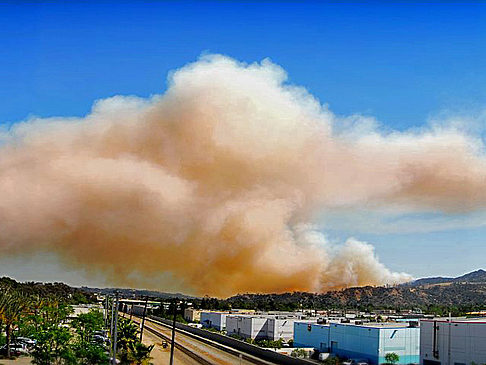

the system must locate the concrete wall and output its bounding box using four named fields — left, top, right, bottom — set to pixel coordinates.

left=378, top=326, right=420, bottom=364
left=200, top=312, right=227, bottom=331
left=184, top=308, right=202, bottom=322
left=226, top=316, right=240, bottom=336
left=267, top=318, right=296, bottom=341
left=226, top=315, right=296, bottom=341
left=226, top=316, right=263, bottom=339
left=420, top=320, right=486, bottom=365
